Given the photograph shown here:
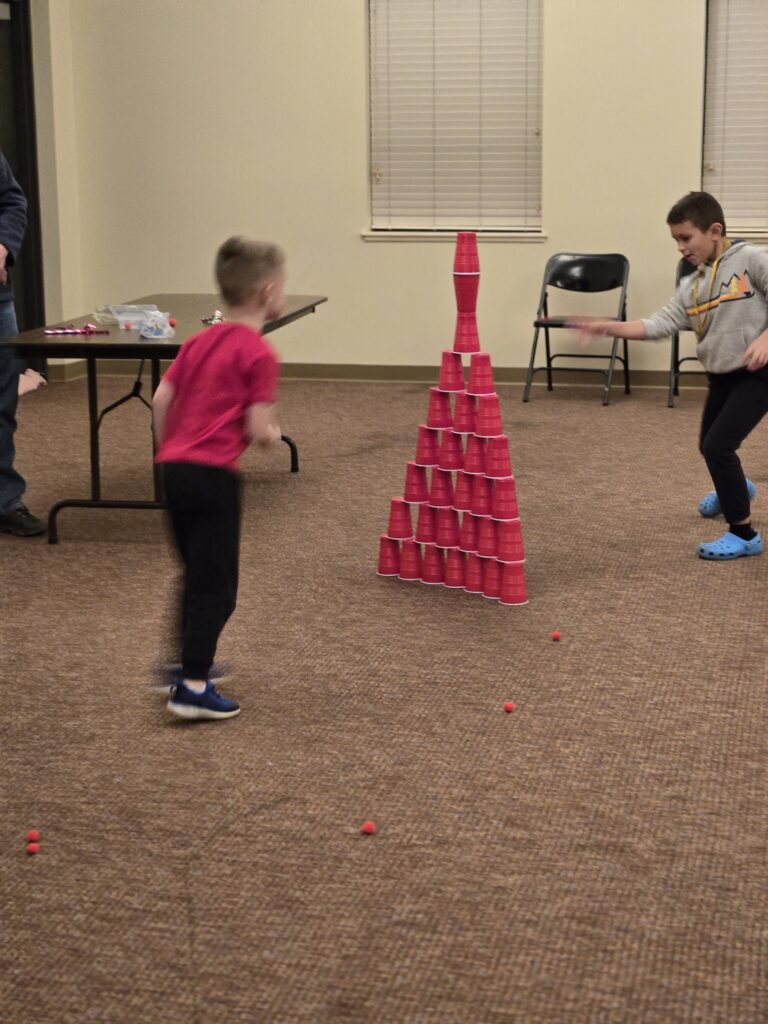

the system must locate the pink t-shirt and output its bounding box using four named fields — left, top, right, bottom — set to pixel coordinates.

left=155, top=322, right=280, bottom=473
